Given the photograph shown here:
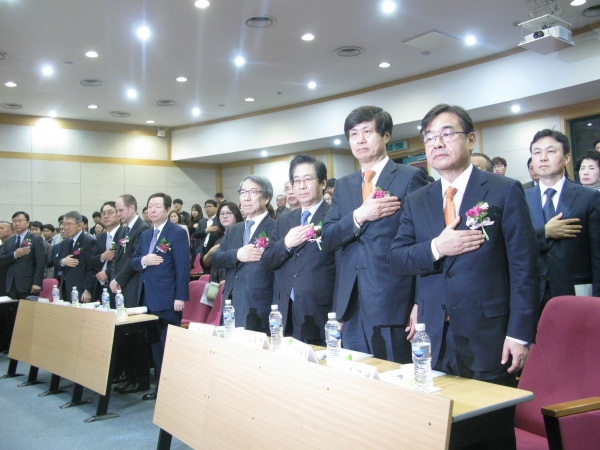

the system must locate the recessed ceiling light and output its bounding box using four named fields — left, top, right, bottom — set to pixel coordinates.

left=382, top=1, right=396, bottom=13
left=261, top=150, right=268, bottom=157
left=146, top=120, right=155, bottom=124
left=85, top=51, right=98, bottom=58
left=49, top=111, right=57, bottom=117
left=571, top=0, right=586, bottom=5
left=235, top=57, right=245, bottom=67
left=465, top=35, right=477, bottom=46
left=195, top=0, right=210, bottom=8
left=192, top=108, right=200, bottom=116
left=511, top=105, right=521, bottom=113
left=42, top=66, right=53, bottom=76
left=379, top=62, right=391, bottom=68
left=4, top=81, right=17, bottom=87
left=308, top=81, right=317, bottom=89
left=137, top=26, right=150, bottom=40
left=127, top=89, right=137, bottom=99
left=334, top=139, right=341, bottom=145
left=245, top=97, right=254, bottom=102
left=88, top=104, right=98, bottom=109
left=302, top=33, right=315, bottom=41
left=176, top=77, right=187, bottom=82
